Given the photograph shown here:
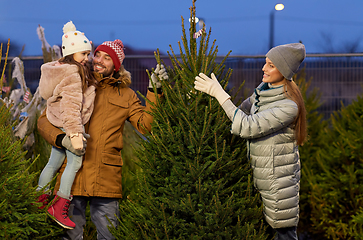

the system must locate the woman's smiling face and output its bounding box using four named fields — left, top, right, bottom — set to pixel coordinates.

left=262, top=57, right=285, bottom=85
